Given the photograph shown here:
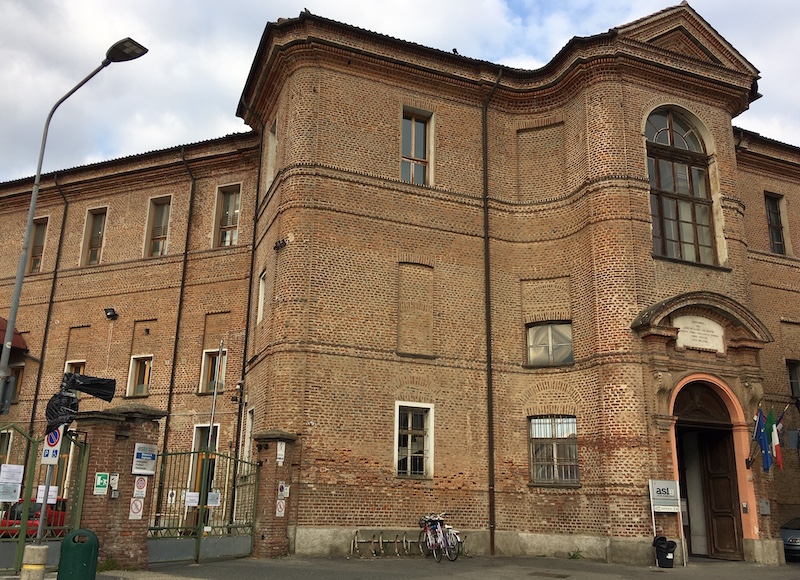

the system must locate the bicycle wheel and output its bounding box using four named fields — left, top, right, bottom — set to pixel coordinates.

left=445, top=529, right=459, bottom=561
left=432, top=541, right=442, bottom=562
left=419, top=530, right=430, bottom=556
